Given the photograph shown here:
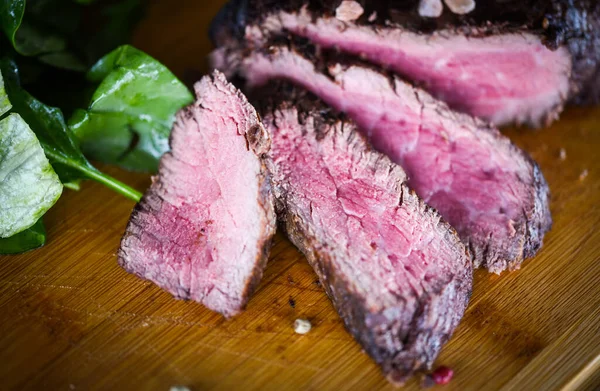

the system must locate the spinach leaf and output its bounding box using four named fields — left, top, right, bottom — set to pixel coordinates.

left=0, top=0, right=26, bottom=53
left=1, top=56, right=142, bottom=201
left=0, top=218, right=46, bottom=254
left=1, top=0, right=131, bottom=73
left=0, top=69, right=10, bottom=116
left=38, top=51, right=86, bottom=72
left=69, top=45, right=193, bottom=171
left=0, top=112, right=63, bottom=238
left=0, top=0, right=77, bottom=63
